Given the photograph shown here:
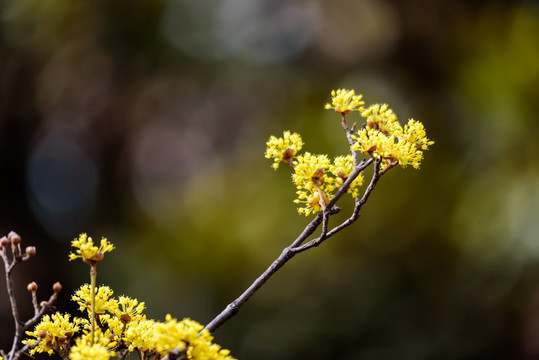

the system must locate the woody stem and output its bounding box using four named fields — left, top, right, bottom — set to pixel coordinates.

left=90, top=264, right=97, bottom=346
